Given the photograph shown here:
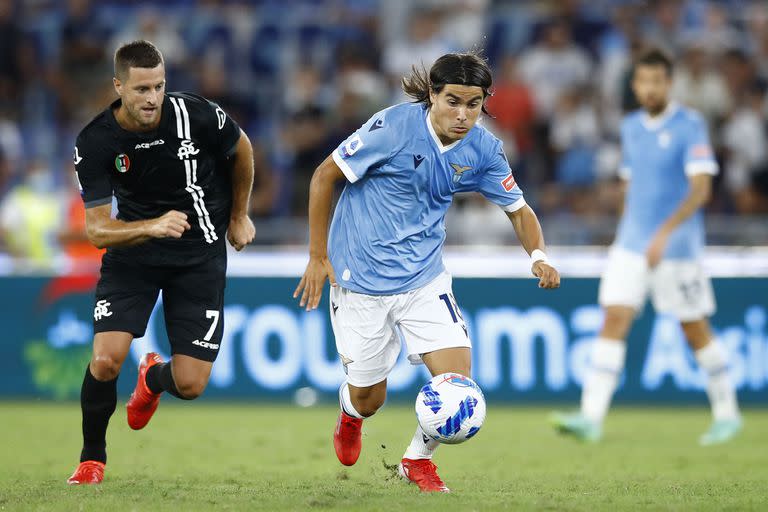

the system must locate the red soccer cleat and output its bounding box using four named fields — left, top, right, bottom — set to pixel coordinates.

left=333, top=411, right=363, bottom=466
left=398, top=458, right=450, bottom=493
left=126, top=352, right=163, bottom=430
left=67, top=460, right=105, bottom=485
